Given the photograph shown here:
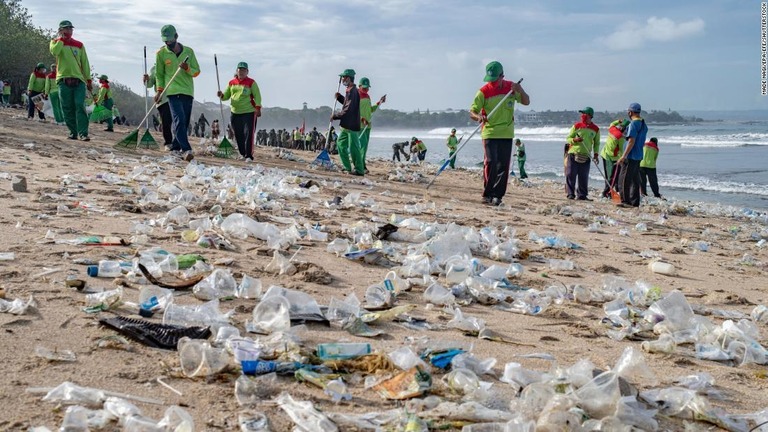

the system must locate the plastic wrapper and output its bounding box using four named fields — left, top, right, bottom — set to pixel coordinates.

left=193, top=269, right=237, bottom=300
left=373, top=367, right=432, bottom=400
left=451, top=352, right=497, bottom=377
left=447, top=307, right=486, bottom=333
left=276, top=392, right=339, bottom=432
